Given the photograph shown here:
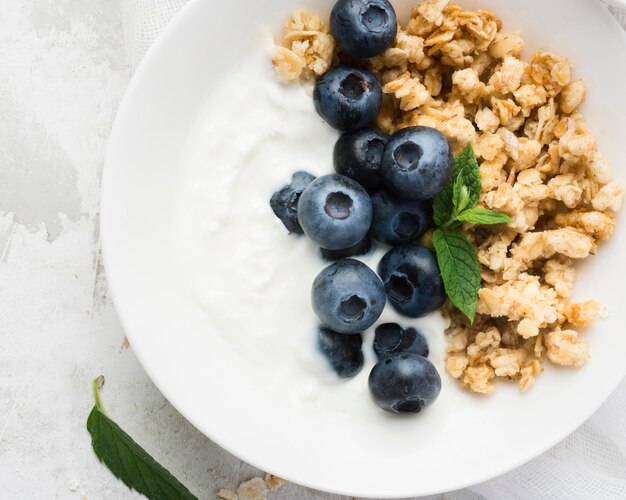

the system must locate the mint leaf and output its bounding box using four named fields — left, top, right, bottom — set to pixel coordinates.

left=87, top=376, right=198, bottom=500
left=452, top=177, right=470, bottom=215
left=457, top=207, right=512, bottom=225
left=433, top=144, right=481, bottom=226
left=454, top=145, right=482, bottom=207
left=432, top=229, right=481, bottom=322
